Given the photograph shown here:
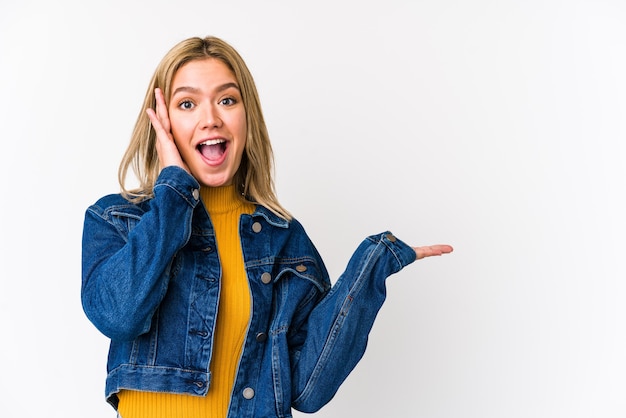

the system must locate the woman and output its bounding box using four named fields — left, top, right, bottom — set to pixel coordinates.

left=81, top=35, right=452, bottom=418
